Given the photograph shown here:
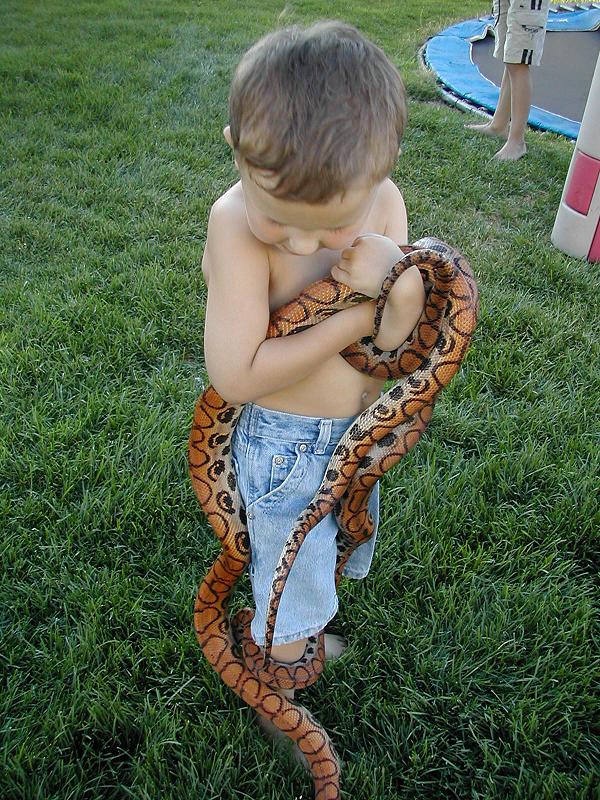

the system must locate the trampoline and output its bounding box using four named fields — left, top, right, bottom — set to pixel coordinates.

left=423, top=3, right=600, bottom=140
